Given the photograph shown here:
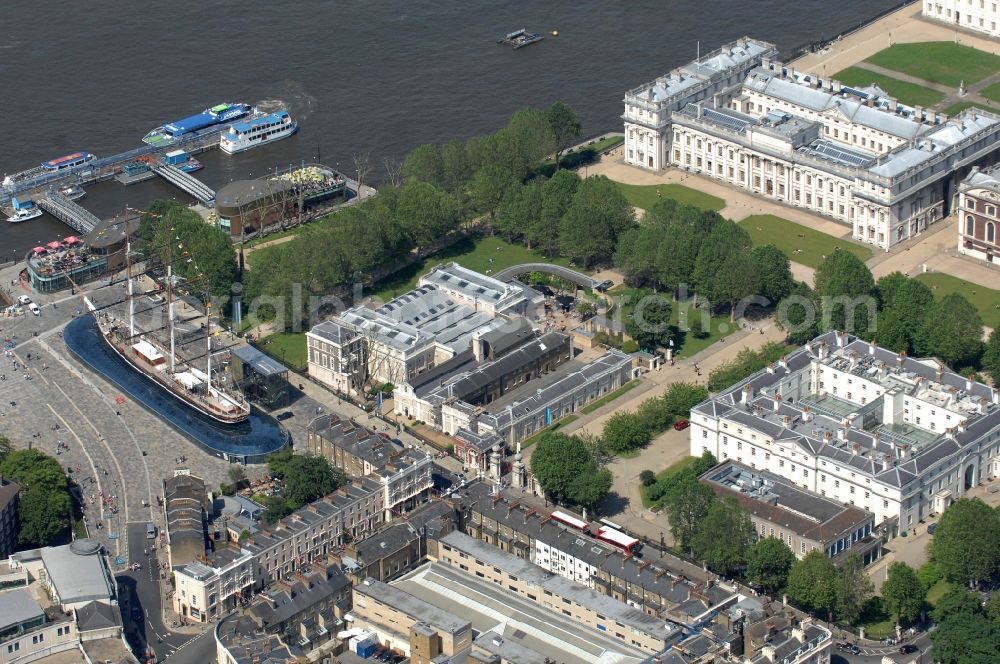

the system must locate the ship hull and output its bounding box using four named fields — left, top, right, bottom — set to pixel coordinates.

left=97, top=322, right=249, bottom=425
